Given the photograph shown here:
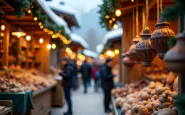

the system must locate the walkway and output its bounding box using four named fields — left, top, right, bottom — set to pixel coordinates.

left=51, top=84, right=111, bottom=115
